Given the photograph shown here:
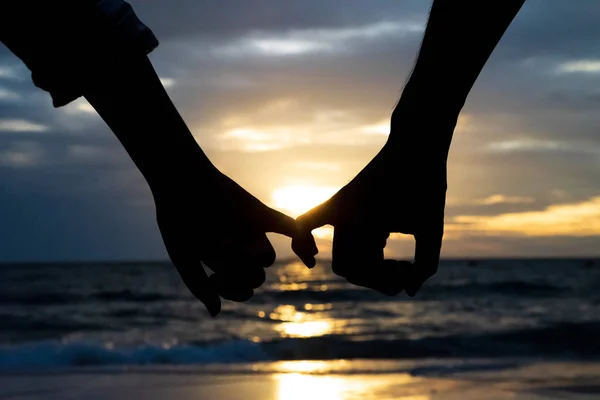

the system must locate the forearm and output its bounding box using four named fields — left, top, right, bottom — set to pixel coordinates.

left=390, top=0, right=525, bottom=150
left=82, top=54, right=216, bottom=191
